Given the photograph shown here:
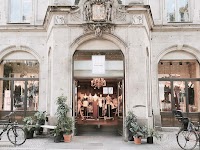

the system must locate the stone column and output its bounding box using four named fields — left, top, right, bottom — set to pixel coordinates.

left=0, top=64, right=3, bottom=110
